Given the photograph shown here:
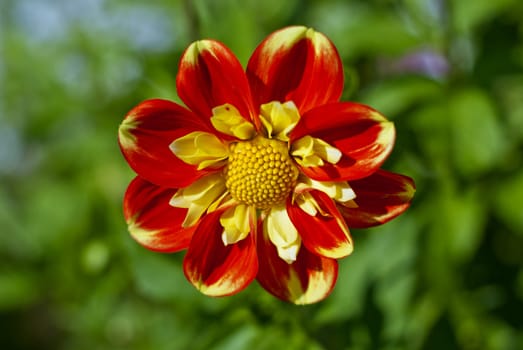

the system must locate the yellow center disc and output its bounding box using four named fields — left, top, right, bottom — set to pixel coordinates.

left=225, top=137, right=299, bottom=209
